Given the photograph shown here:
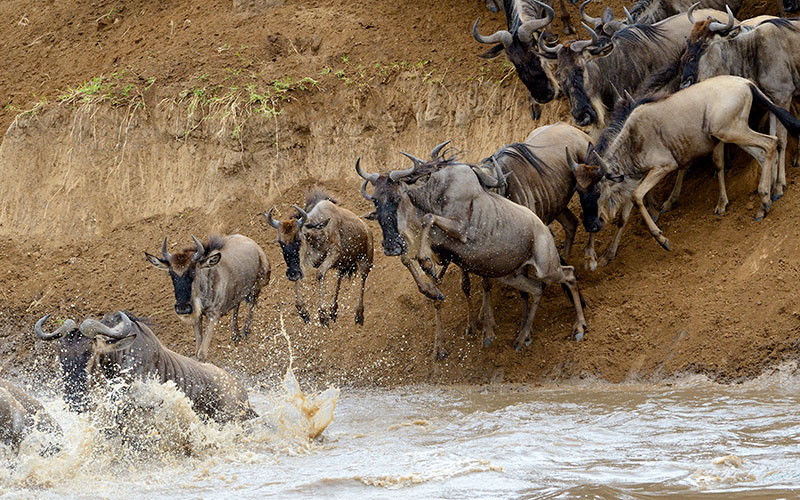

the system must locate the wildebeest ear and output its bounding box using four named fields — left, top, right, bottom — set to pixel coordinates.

left=199, top=252, right=222, bottom=268
left=144, top=252, right=169, bottom=270
left=362, top=211, right=379, bottom=220
left=605, top=172, right=625, bottom=182
left=478, top=43, right=505, bottom=59
left=586, top=42, right=614, bottom=59
left=574, top=164, right=602, bottom=190
left=602, top=6, right=614, bottom=23
left=96, top=334, right=136, bottom=353
left=724, top=26, right=742, bottom=38
left=306, top=218, right=330, bottom=230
